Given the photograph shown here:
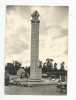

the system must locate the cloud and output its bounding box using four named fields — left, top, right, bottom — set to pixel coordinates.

left=64, top=48, right=68, bottom=55
left=6, top=39, right=29, bottom=55
left=47, top=25, right=62, bottom=30
left=52, top=28, right=68, bottom=40
left=17, top=26, right=28, bottom=33
left=11, top=25, right=30, bottom=41
left=39, top=39, right=45, bottom=51
left=17, top=6, right=31, bottom=20
left=6, top=5, right=31, bottom=20
left=6, top=5, right=16, bottom=14
left=40, top=17, right=48, bottom=35
left=61, top=28, right=68, bottom=37
left=52, top=6, right=69, bottom=24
